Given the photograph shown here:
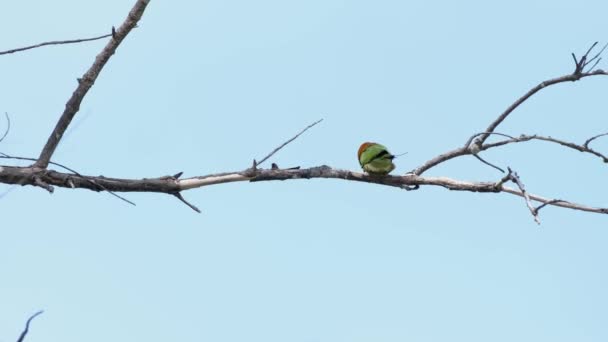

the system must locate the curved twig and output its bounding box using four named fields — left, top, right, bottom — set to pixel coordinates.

left=0, top=112, right=10, bottom=143
left=483, top=134, right=608, bottom=163
left=583, top=132, right=608, bottom=149
left=476, top=69, right=607, bottom=146
left=16, top=310, right=43, bottom=342
left=472, top=154, right=505, bottom=173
